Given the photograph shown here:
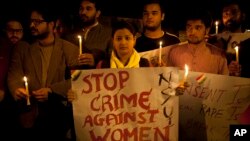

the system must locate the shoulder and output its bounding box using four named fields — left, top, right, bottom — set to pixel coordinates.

left=136, top=34, right=146, bottom=41
left=96, top=24, right=112, bottom=33
left=57, top=38, right=78, bottom=47
left=169, top=42, right=187, bottom=51
left=14, top=41, right=30, bottom=51
left=206, top=43, right=226, bottom=57
left=165, top=32, right=180, bottom=42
